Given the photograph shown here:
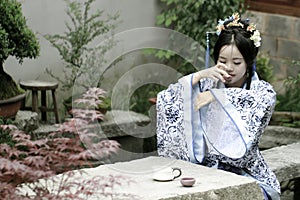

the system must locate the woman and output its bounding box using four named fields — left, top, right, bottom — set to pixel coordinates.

left=156, top=13, right=280, bottom=199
